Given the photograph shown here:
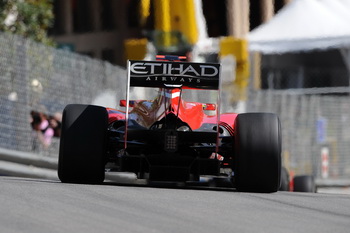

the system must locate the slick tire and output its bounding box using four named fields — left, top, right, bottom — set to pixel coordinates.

left=58, top=104, right=108, bottom=184
left=235, top=113, right=281, bottom=193
left=293, top=175, right=316, bottom=193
